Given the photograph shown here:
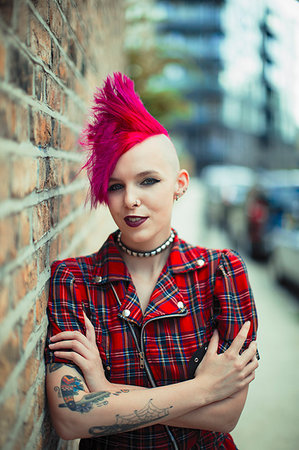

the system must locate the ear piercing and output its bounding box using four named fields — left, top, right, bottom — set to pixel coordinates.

left=175, top=189, right=187, bottom=201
